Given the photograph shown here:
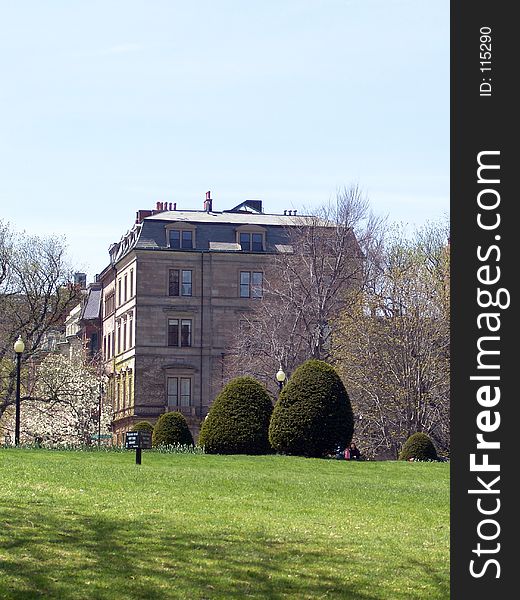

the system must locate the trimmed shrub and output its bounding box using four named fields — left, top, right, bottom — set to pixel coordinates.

left=152, top=412, right=194, bottom=447
left=399, top=432, right=438, bottom=461
left=269, top=359, right=354, bottom=458
left=199, top=376, right=273, bottom=454
left=130, top=421, right=154, bottom=434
